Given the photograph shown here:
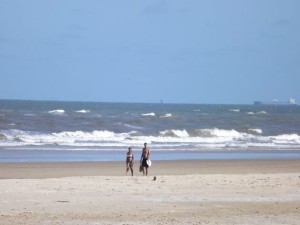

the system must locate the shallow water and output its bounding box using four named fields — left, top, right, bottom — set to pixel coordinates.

left=1, top=150, right=300, bottom=163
